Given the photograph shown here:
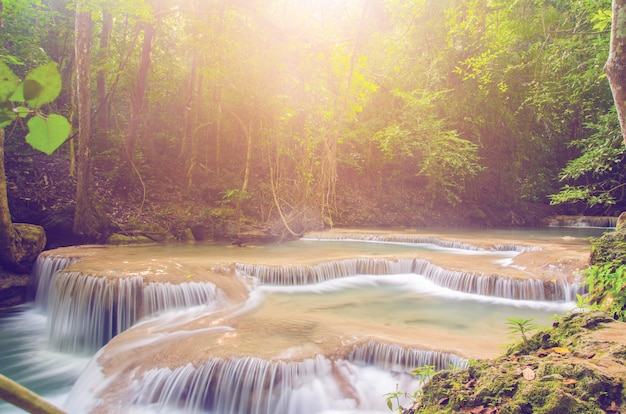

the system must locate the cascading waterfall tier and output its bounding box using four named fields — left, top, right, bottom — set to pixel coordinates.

left=346, top=340, right=469, bottom=372
left=68, top=332, right=463, bottom=414
left=303, top=234, right=542, bottom=253
left=32, top=254, right=78, bottom=310
left=129, top=356, right=340, bottom=414
left=236, top=257, right=580, bottom=301
left=46, top=270, right=227, bottom=354
left=547, top=215, right=617, bottom=228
